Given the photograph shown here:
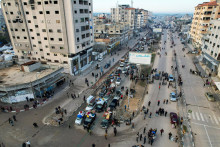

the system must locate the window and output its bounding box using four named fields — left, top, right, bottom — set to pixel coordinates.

left=38, top=41, right=42, bottom=44
left=80, top=18, right=84, bottom=22
left=75, top=20, right=78, bottom=23
left=54, top=54, right=57, bottom=56
left=46, top=11, right=50, bottom=14
left=57, top=29, right=62, bottom=33
left=56, top=20, right=60, bottom=23
left=8, top=20, right=11, bottom=23
left=75, top=10, right=77, bottom=14
left=60, top=47, right=64, bottom=49
left=26, top=11, right=29, bottom=15
left=82, top=34, right=85, bottom=39
left=44, top=37, right=47, bottom=40
left=30, top=29, right=33, bottom=32
left=23, top=2, right=27, bottom=5
left=37, top=33, right=40, bottom=36
left=45, top=45, right=48, bottom=48
left=41, top=56, right=44, bottom=59
left=59, top=38, right=63, bottom=41
left=50, top=38, right=54, bottom=41
left=55, top=11, right=59, bottom=14
left=15, top=29, right=18, bottom=31
left=31, top=37, right=35, bottom=39
left=54, top=1, right=58, bottom=4
left=47, top=53, right=50, bottom=55
left=22, top=29, right=25, bottom=32
left=37, top=2, right=41, bottom=5
left=76, top=29, right=79, bottom=32
left=51, top=46, right=55, bottom=49
left=86, top=33, right=90, bottom=37
left=24, top=37, right=27, bottom=39
left=10, top=28, right=13, bottom=31
left=33, top=16, right=37, bottom=19
left=63, top=61, right=68, bottom=64
left=28, top=20, right=31, bottom=23
left=10, top=12, right=13, bottom=15
left=13, top=36, right=15, bottom=39
left=40, top=49, right=43, bottom=51
left=77, top=37, right=80, bottom=42
left=17, top=36, right=20, bottom=39
left=33, top=44, right=36, bottom=47
left=77, top=46, right=79, bottom=49
left=35, top=25, right=38, bottom=28
left=216, top=35, right=218, bottom=38
left=44, top=1, right=48, bottom=4
left=74, top=1, right=76, bottom=4
left=39, top=11, right=43, bottom=14
left=42, top=29, right=46, bottom=32
left=49, top=29, right=53, bottom=33
left=8, top=2, right=11, bottom=6
left=54, top=60, right=59, bottom=63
